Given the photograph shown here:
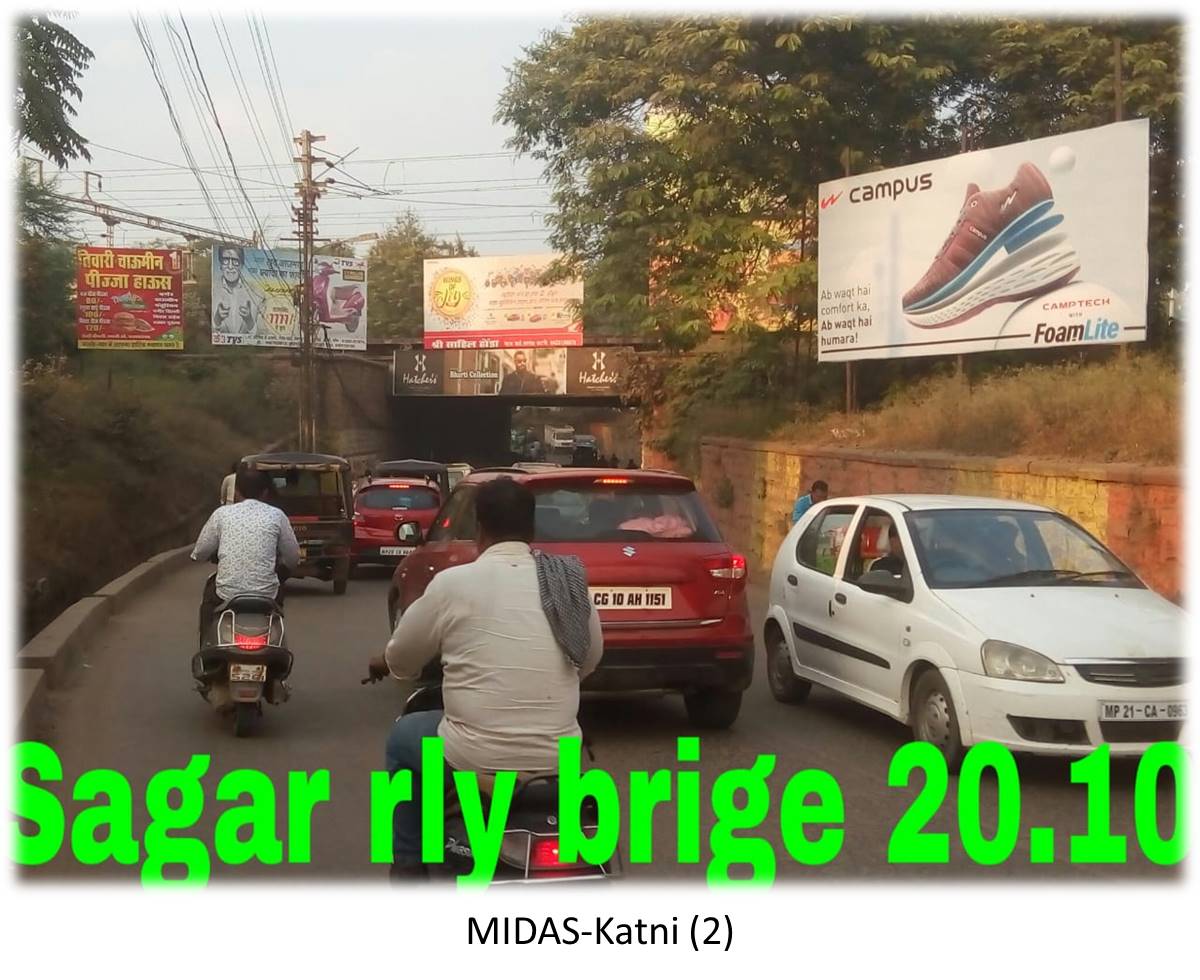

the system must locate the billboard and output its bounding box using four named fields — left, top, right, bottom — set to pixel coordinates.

left=211, top=245, right=367, bottom=351
left=393, top=347, right=629, bottom=397
left=75, top=247, right=183, bottom=350
left=816, top=119, right=1150, bottom=361
left=422, top=254, right=584, bottom=350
